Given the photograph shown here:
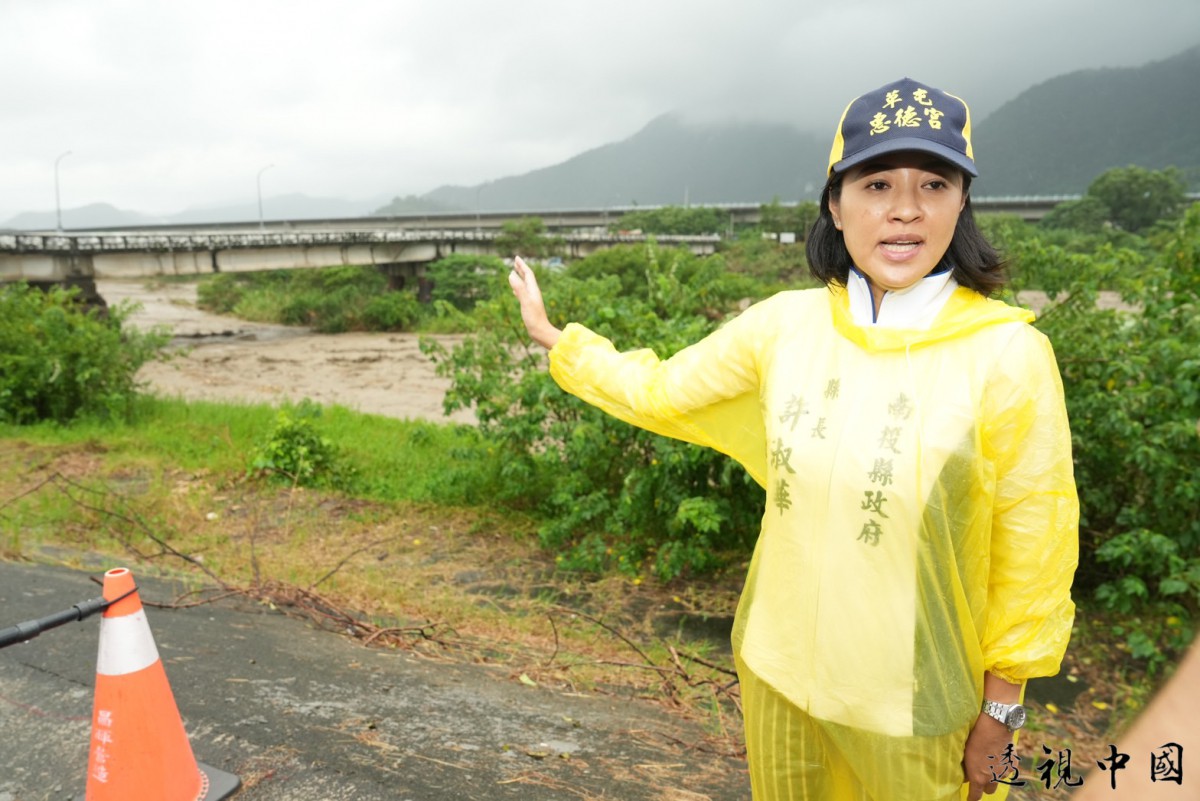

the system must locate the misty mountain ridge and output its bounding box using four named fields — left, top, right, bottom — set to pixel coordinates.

left=166, top=193, right=386, bottom=226
left=7, top=44, right=1197, bottom=230
left=412, top=44, right=1200, bottom=211
left=972, top=44, right=1200, bottom=195
left=3, top=203, right=163, bottom=231
left=4, top=193, right=387, bottom=232
left=410, top=115, right=830, bottom=213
